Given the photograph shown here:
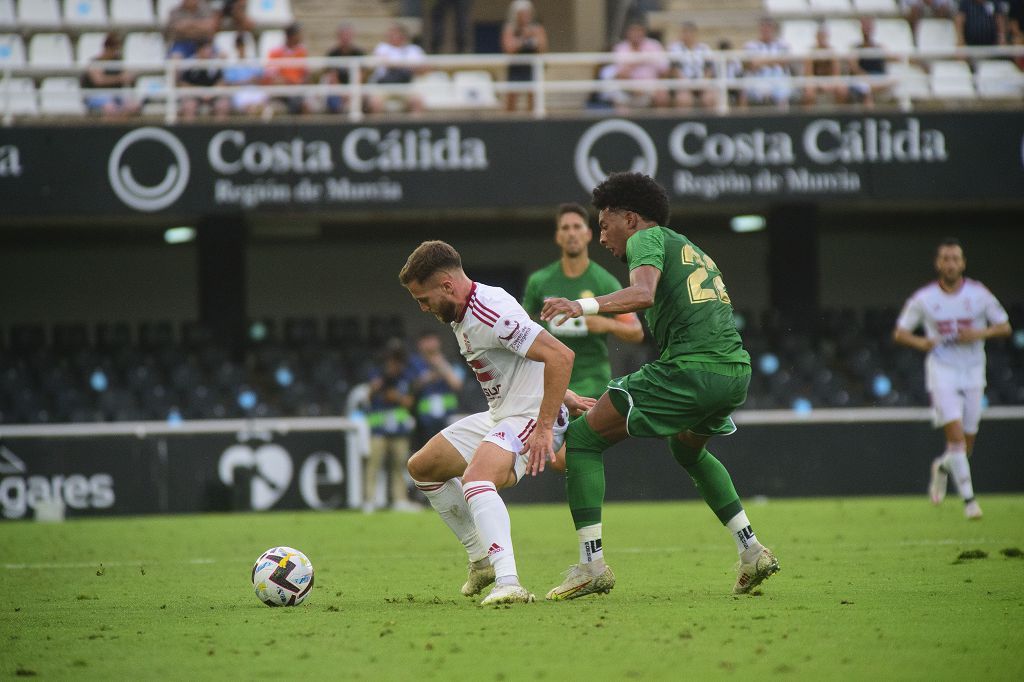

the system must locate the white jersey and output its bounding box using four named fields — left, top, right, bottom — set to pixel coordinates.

left=667, top=40, right=713, bottom=79
left=743, top=39, right=792, bottom=77
left=451, top=282, right=546, bottom=421
left=896, top=278, right=1009, bottom=388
